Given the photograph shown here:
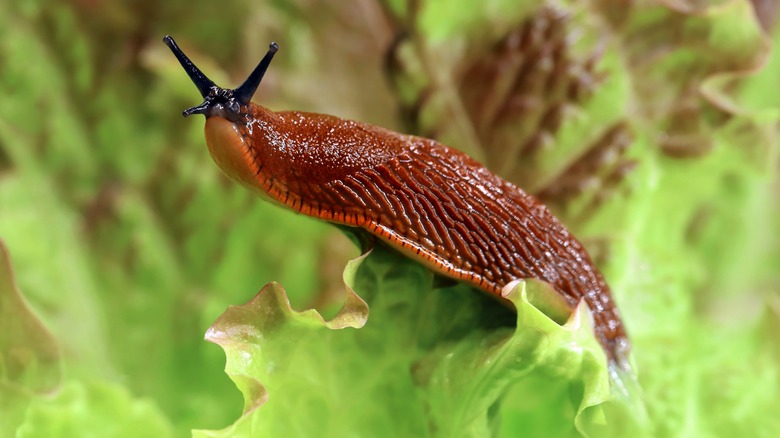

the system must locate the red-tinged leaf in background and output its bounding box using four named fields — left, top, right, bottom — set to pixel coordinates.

left=384, top=3, right=636, bottom=226
left=0, top=239, right=61, bottom=435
